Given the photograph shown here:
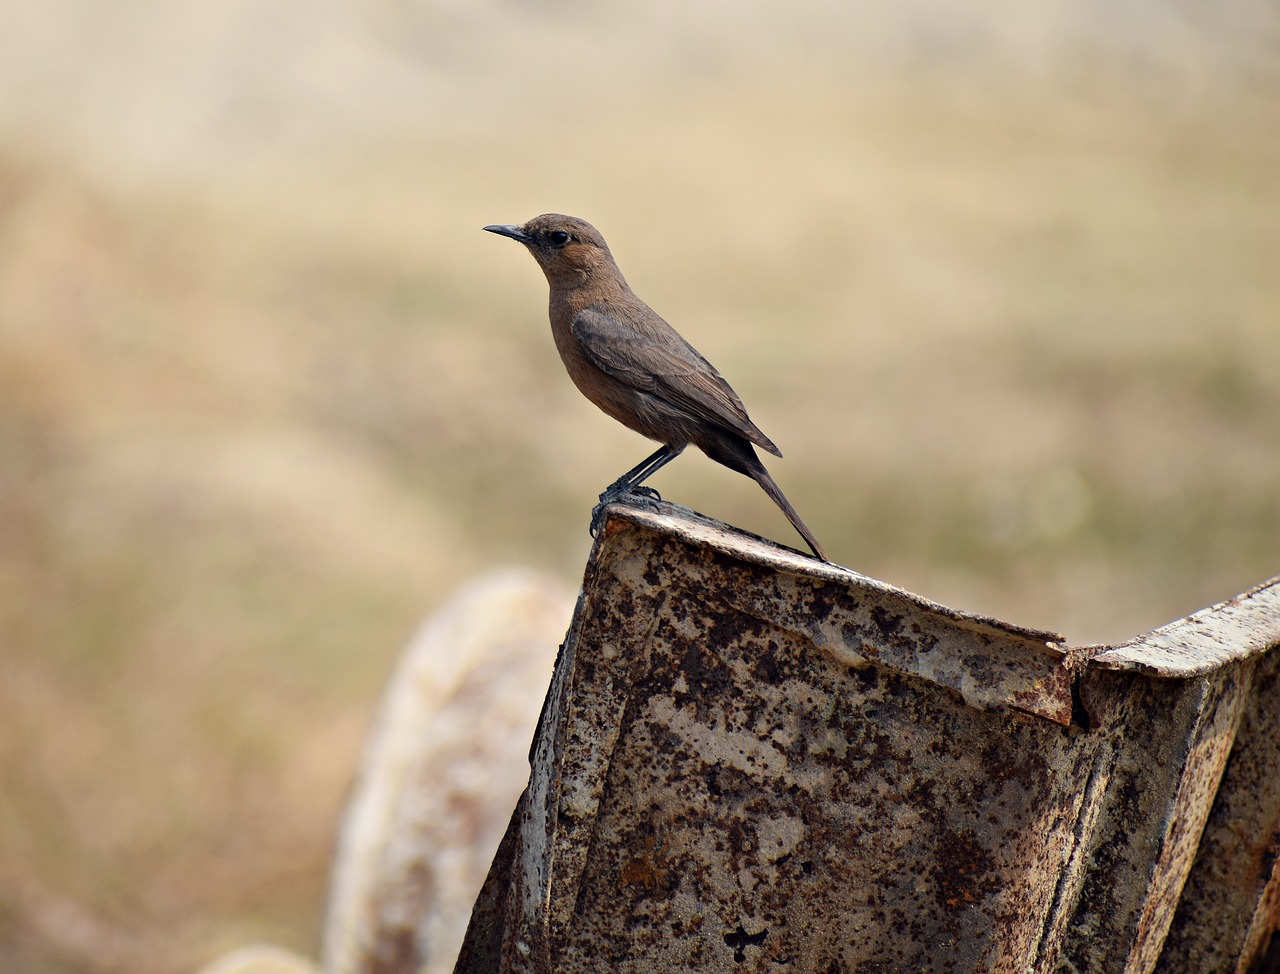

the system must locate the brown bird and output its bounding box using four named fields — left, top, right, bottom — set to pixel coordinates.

left=484, top=214, right=828, bottom=562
